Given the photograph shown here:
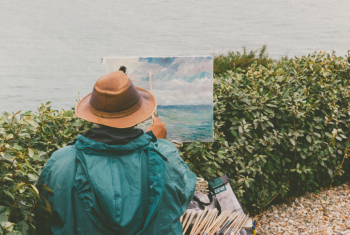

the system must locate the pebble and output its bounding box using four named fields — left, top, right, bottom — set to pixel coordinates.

left=253, top=183, right=350, bottom=234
